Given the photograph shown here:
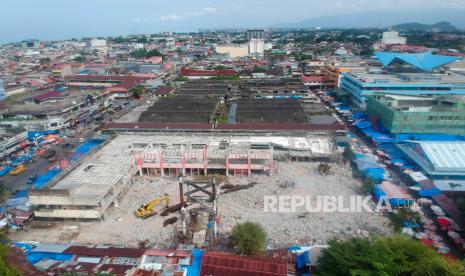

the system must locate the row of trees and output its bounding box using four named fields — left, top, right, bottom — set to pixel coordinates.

left=129, top=49, right=163, bottom=59
left=231, top=222, right=464, bottom=275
